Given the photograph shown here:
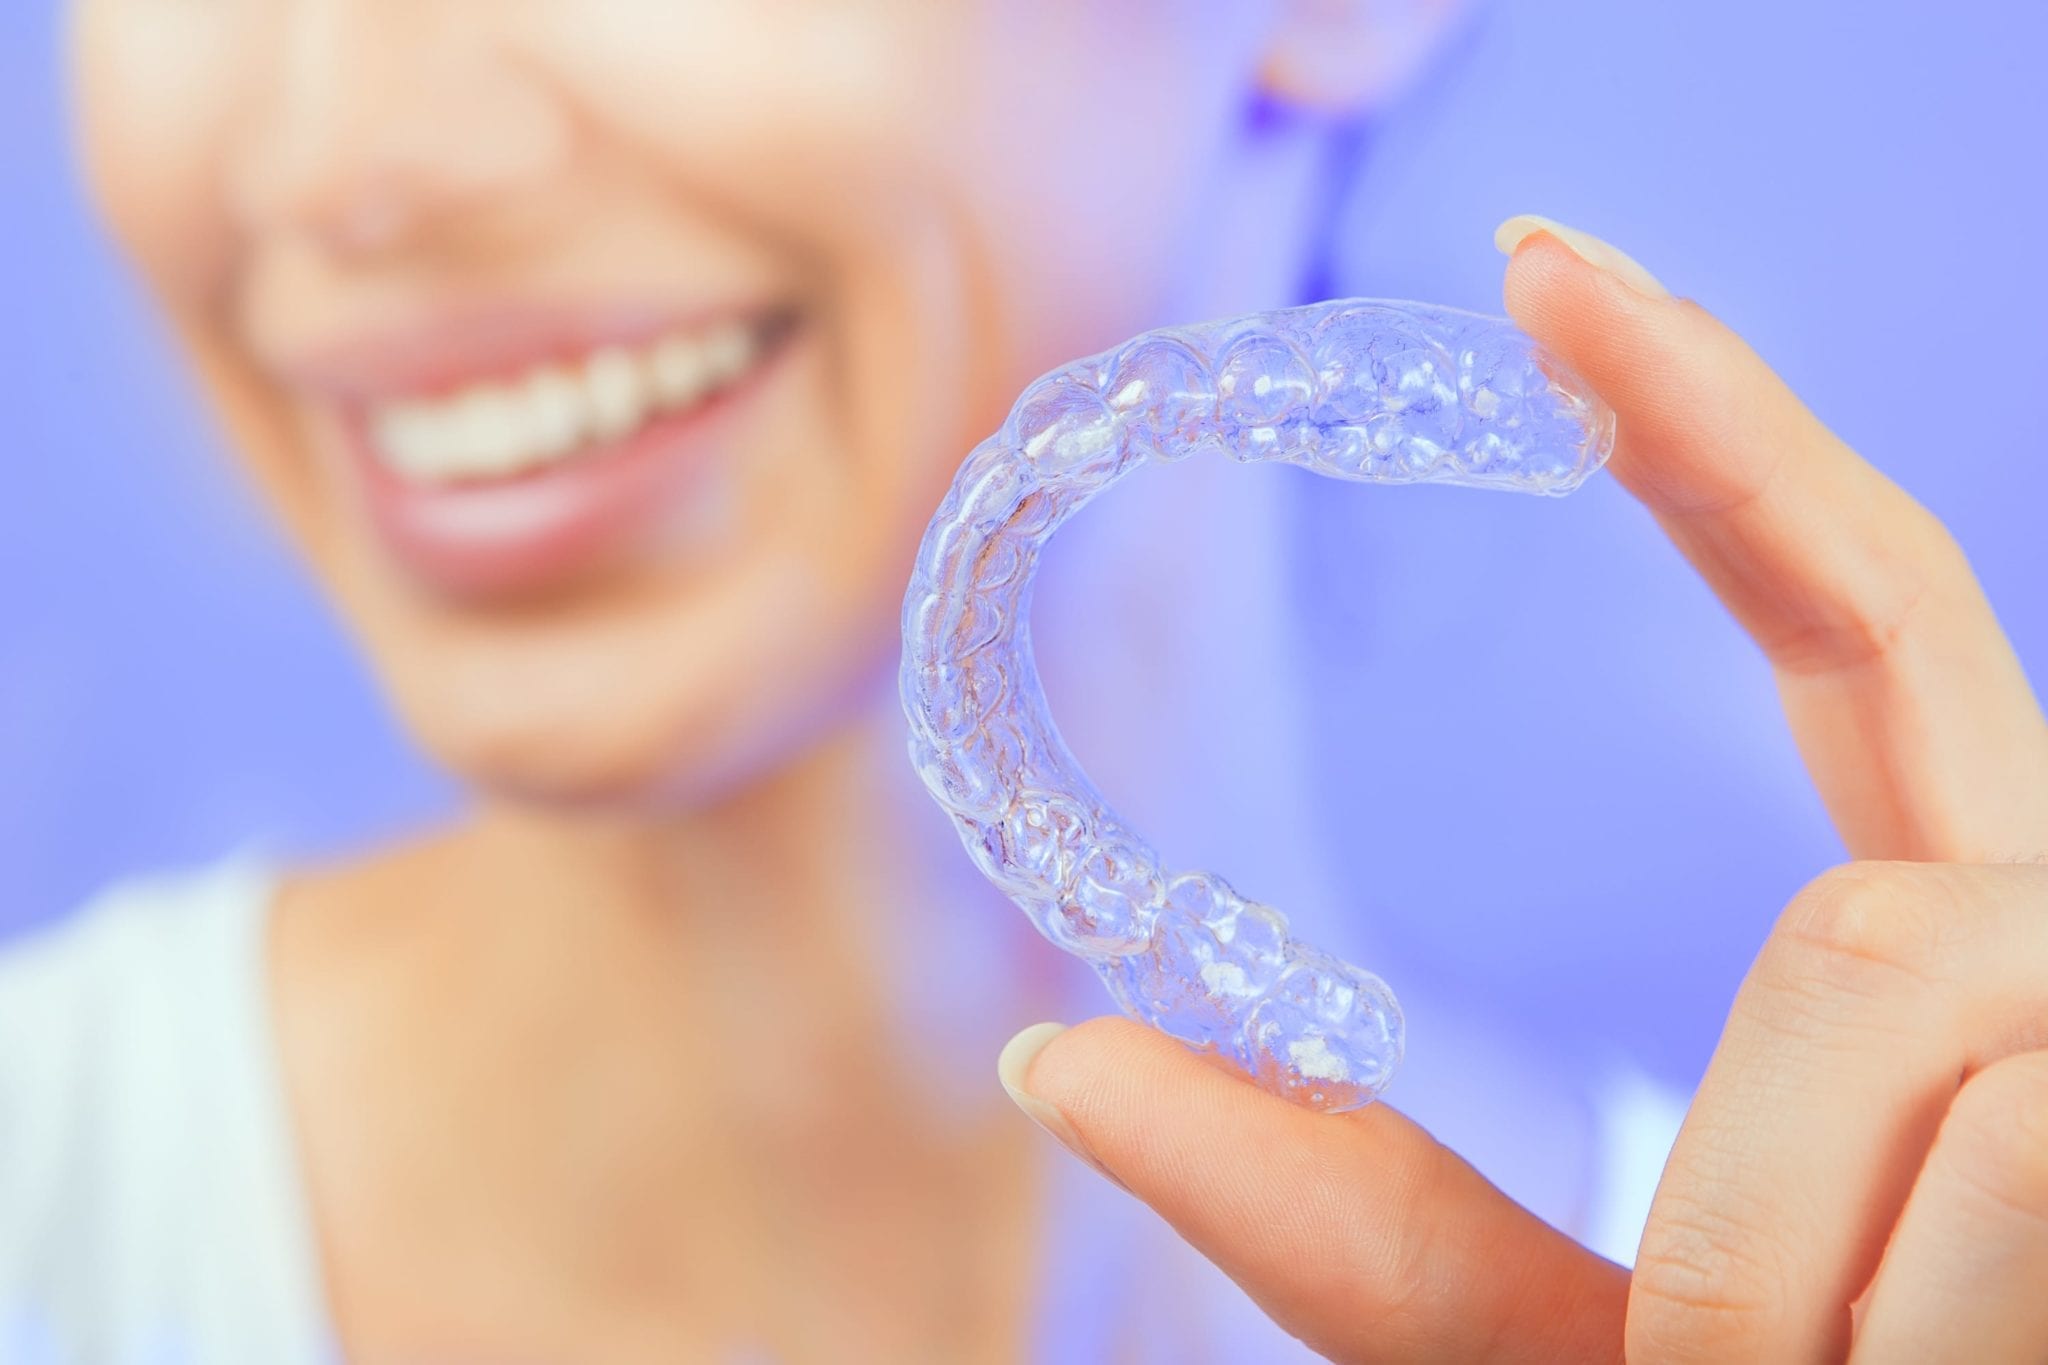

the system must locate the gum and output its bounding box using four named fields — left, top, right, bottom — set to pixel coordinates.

left=900, top=298, right=1614, bottom=1112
